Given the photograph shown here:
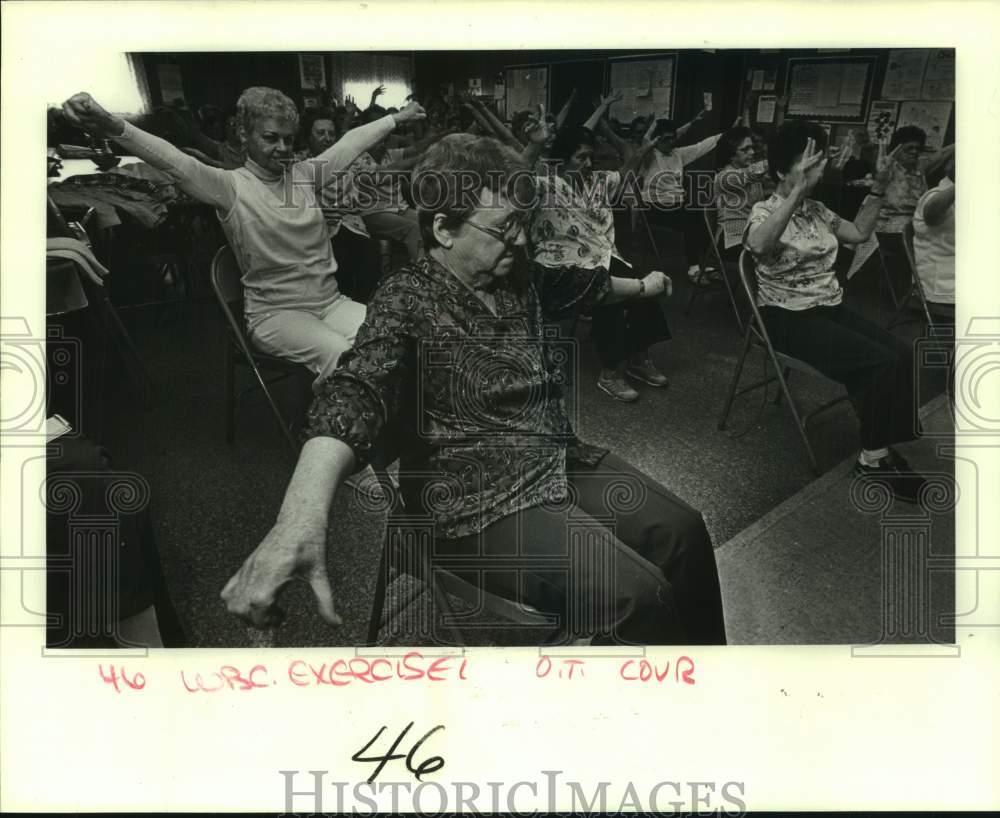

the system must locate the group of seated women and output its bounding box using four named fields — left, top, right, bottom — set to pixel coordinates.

left=60, top=80, right=952, bottom=645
